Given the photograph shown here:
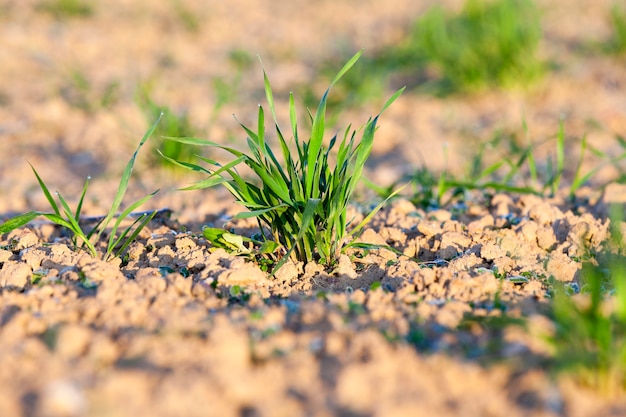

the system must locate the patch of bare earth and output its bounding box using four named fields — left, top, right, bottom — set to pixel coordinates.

left=1, top=193, right=625, bottom=416
left=2, top=0, right=626, bottom=415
